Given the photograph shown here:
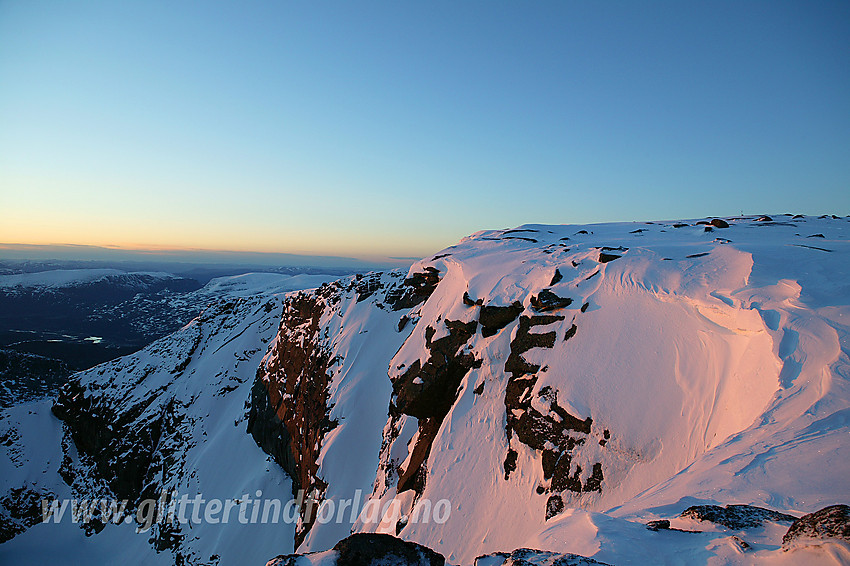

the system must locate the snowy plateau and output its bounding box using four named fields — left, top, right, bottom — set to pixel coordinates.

left=1, top=215, right=849, bottom=566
